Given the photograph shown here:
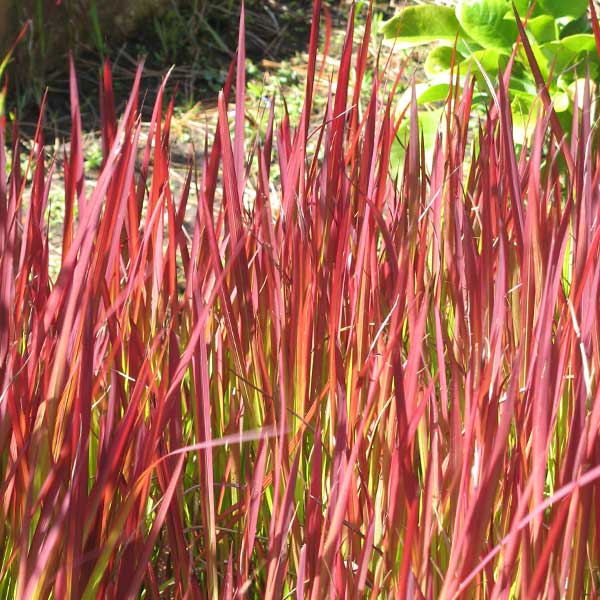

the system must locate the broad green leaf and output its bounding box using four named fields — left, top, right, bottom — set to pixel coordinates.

left=456, top=0, right=517, bottom=49
left=559, top=34, right=598, bottom=55
left=381, top=6, right=464, bottom=48
left=537, top=0, right=587, bottom=19
left=396, top=82, right=451, bottom=114
left=455, top=37, right=485, bottom=56
left=537, top=36, right=599, bottom=80
left=516, top=38, right=551, bottom=80
left=513, top=0, right=529, bottom=13
left=462, top=48, right=510, bottom=74
left=513, top=0, right=544, bottom=16
left=508, top=76, right=539, bottom=97
left=537, top=41, right=577, bottom=73
left=418, top=83, right=453, bottom=104
left=559, top=14, right=591, bottom=38
left=521, top=15, right=556, bottom=43
left=424, top=46, right=509, bottom=79
left=424, top=46, right=464, bottom=77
